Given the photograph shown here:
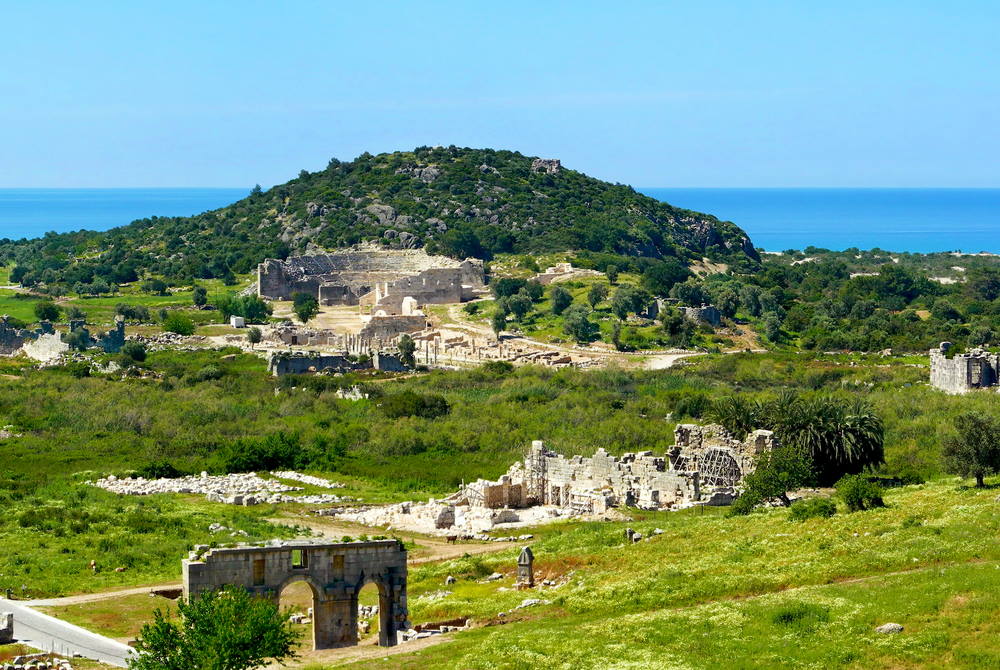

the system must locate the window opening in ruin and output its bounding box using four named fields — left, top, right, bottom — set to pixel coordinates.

left=291, top=549, right=307, bottom=569
left=252, top=559, right=265, bottom=585
left=699, top=448, right=742, bottom=487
